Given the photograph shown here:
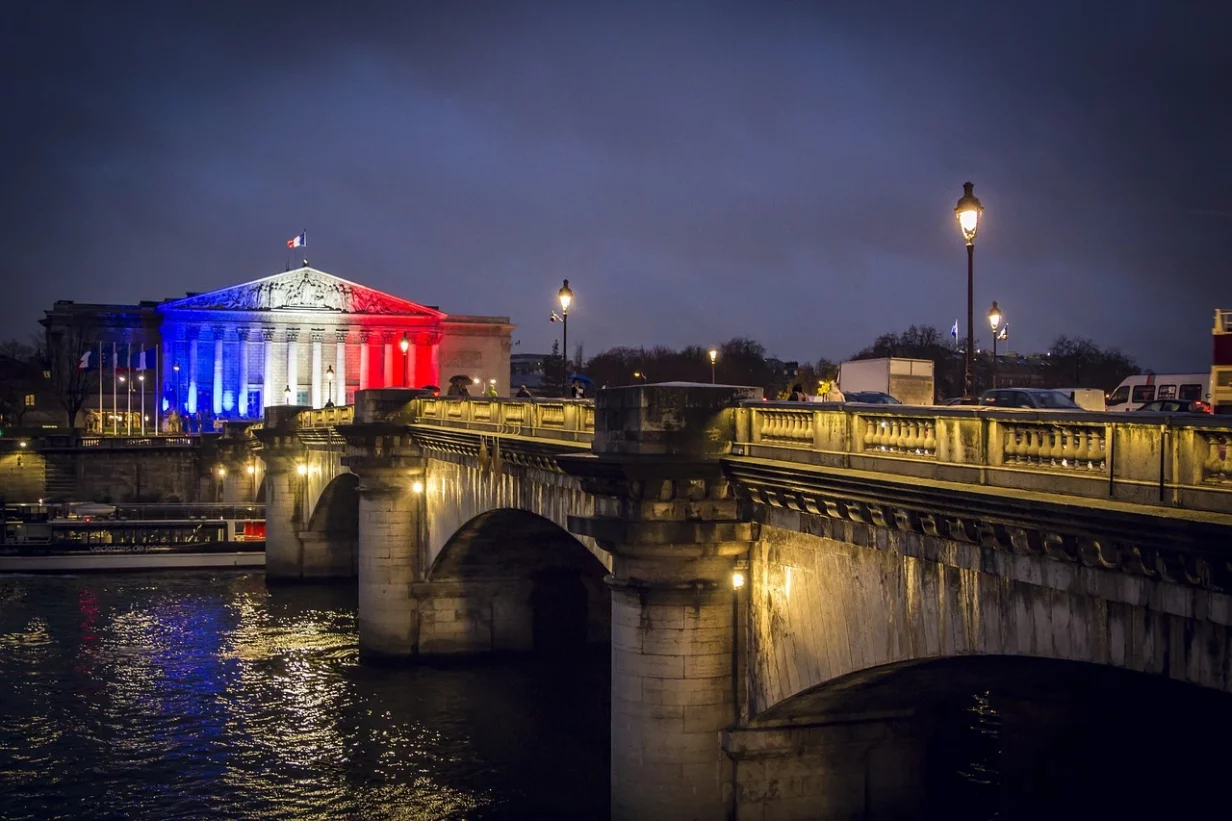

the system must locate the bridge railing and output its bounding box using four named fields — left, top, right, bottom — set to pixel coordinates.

left=734, top=402, right=1232, bottom=513
left=411, top=397, right=594, bottom=444
left=297, top=405, right=355, bottom=429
